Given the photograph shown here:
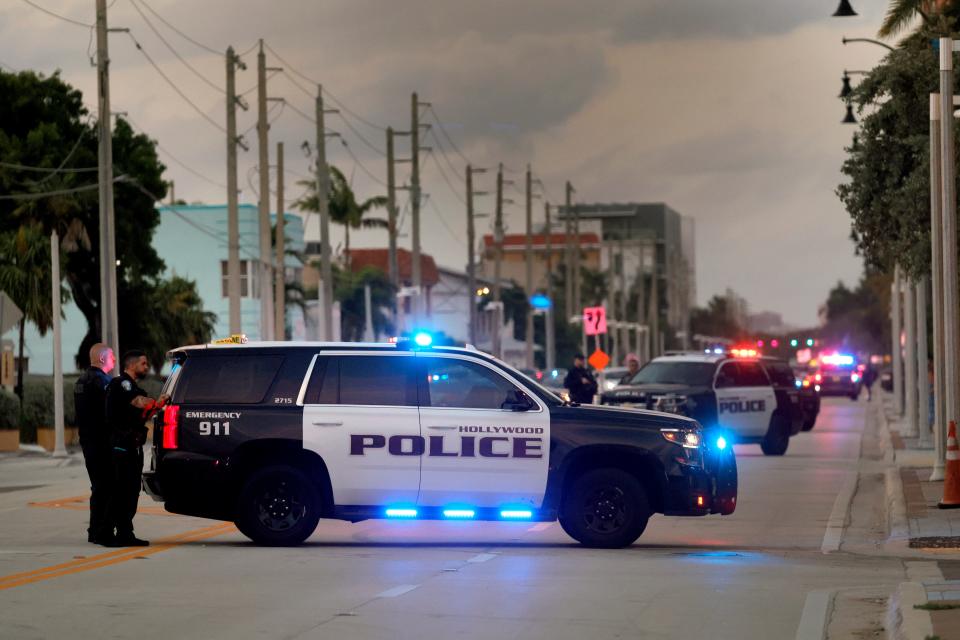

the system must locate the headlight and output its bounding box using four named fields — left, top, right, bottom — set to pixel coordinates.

left=661, top=428, right=701, bottom=449
left=604, top=380, right=618, bottom=391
